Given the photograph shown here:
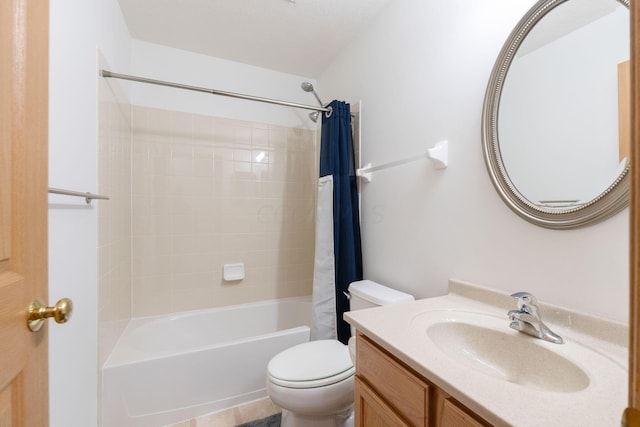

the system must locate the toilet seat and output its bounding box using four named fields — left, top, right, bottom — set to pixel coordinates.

left=267, top=340, right=355, bottom=389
